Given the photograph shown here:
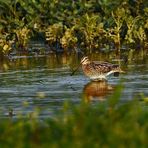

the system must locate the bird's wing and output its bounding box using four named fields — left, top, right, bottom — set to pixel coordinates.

left=92, top=61, right=119, bottom=73
left=92, top=62, right=111, bottom=73
left=93, top=61, right=112, bottom=65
